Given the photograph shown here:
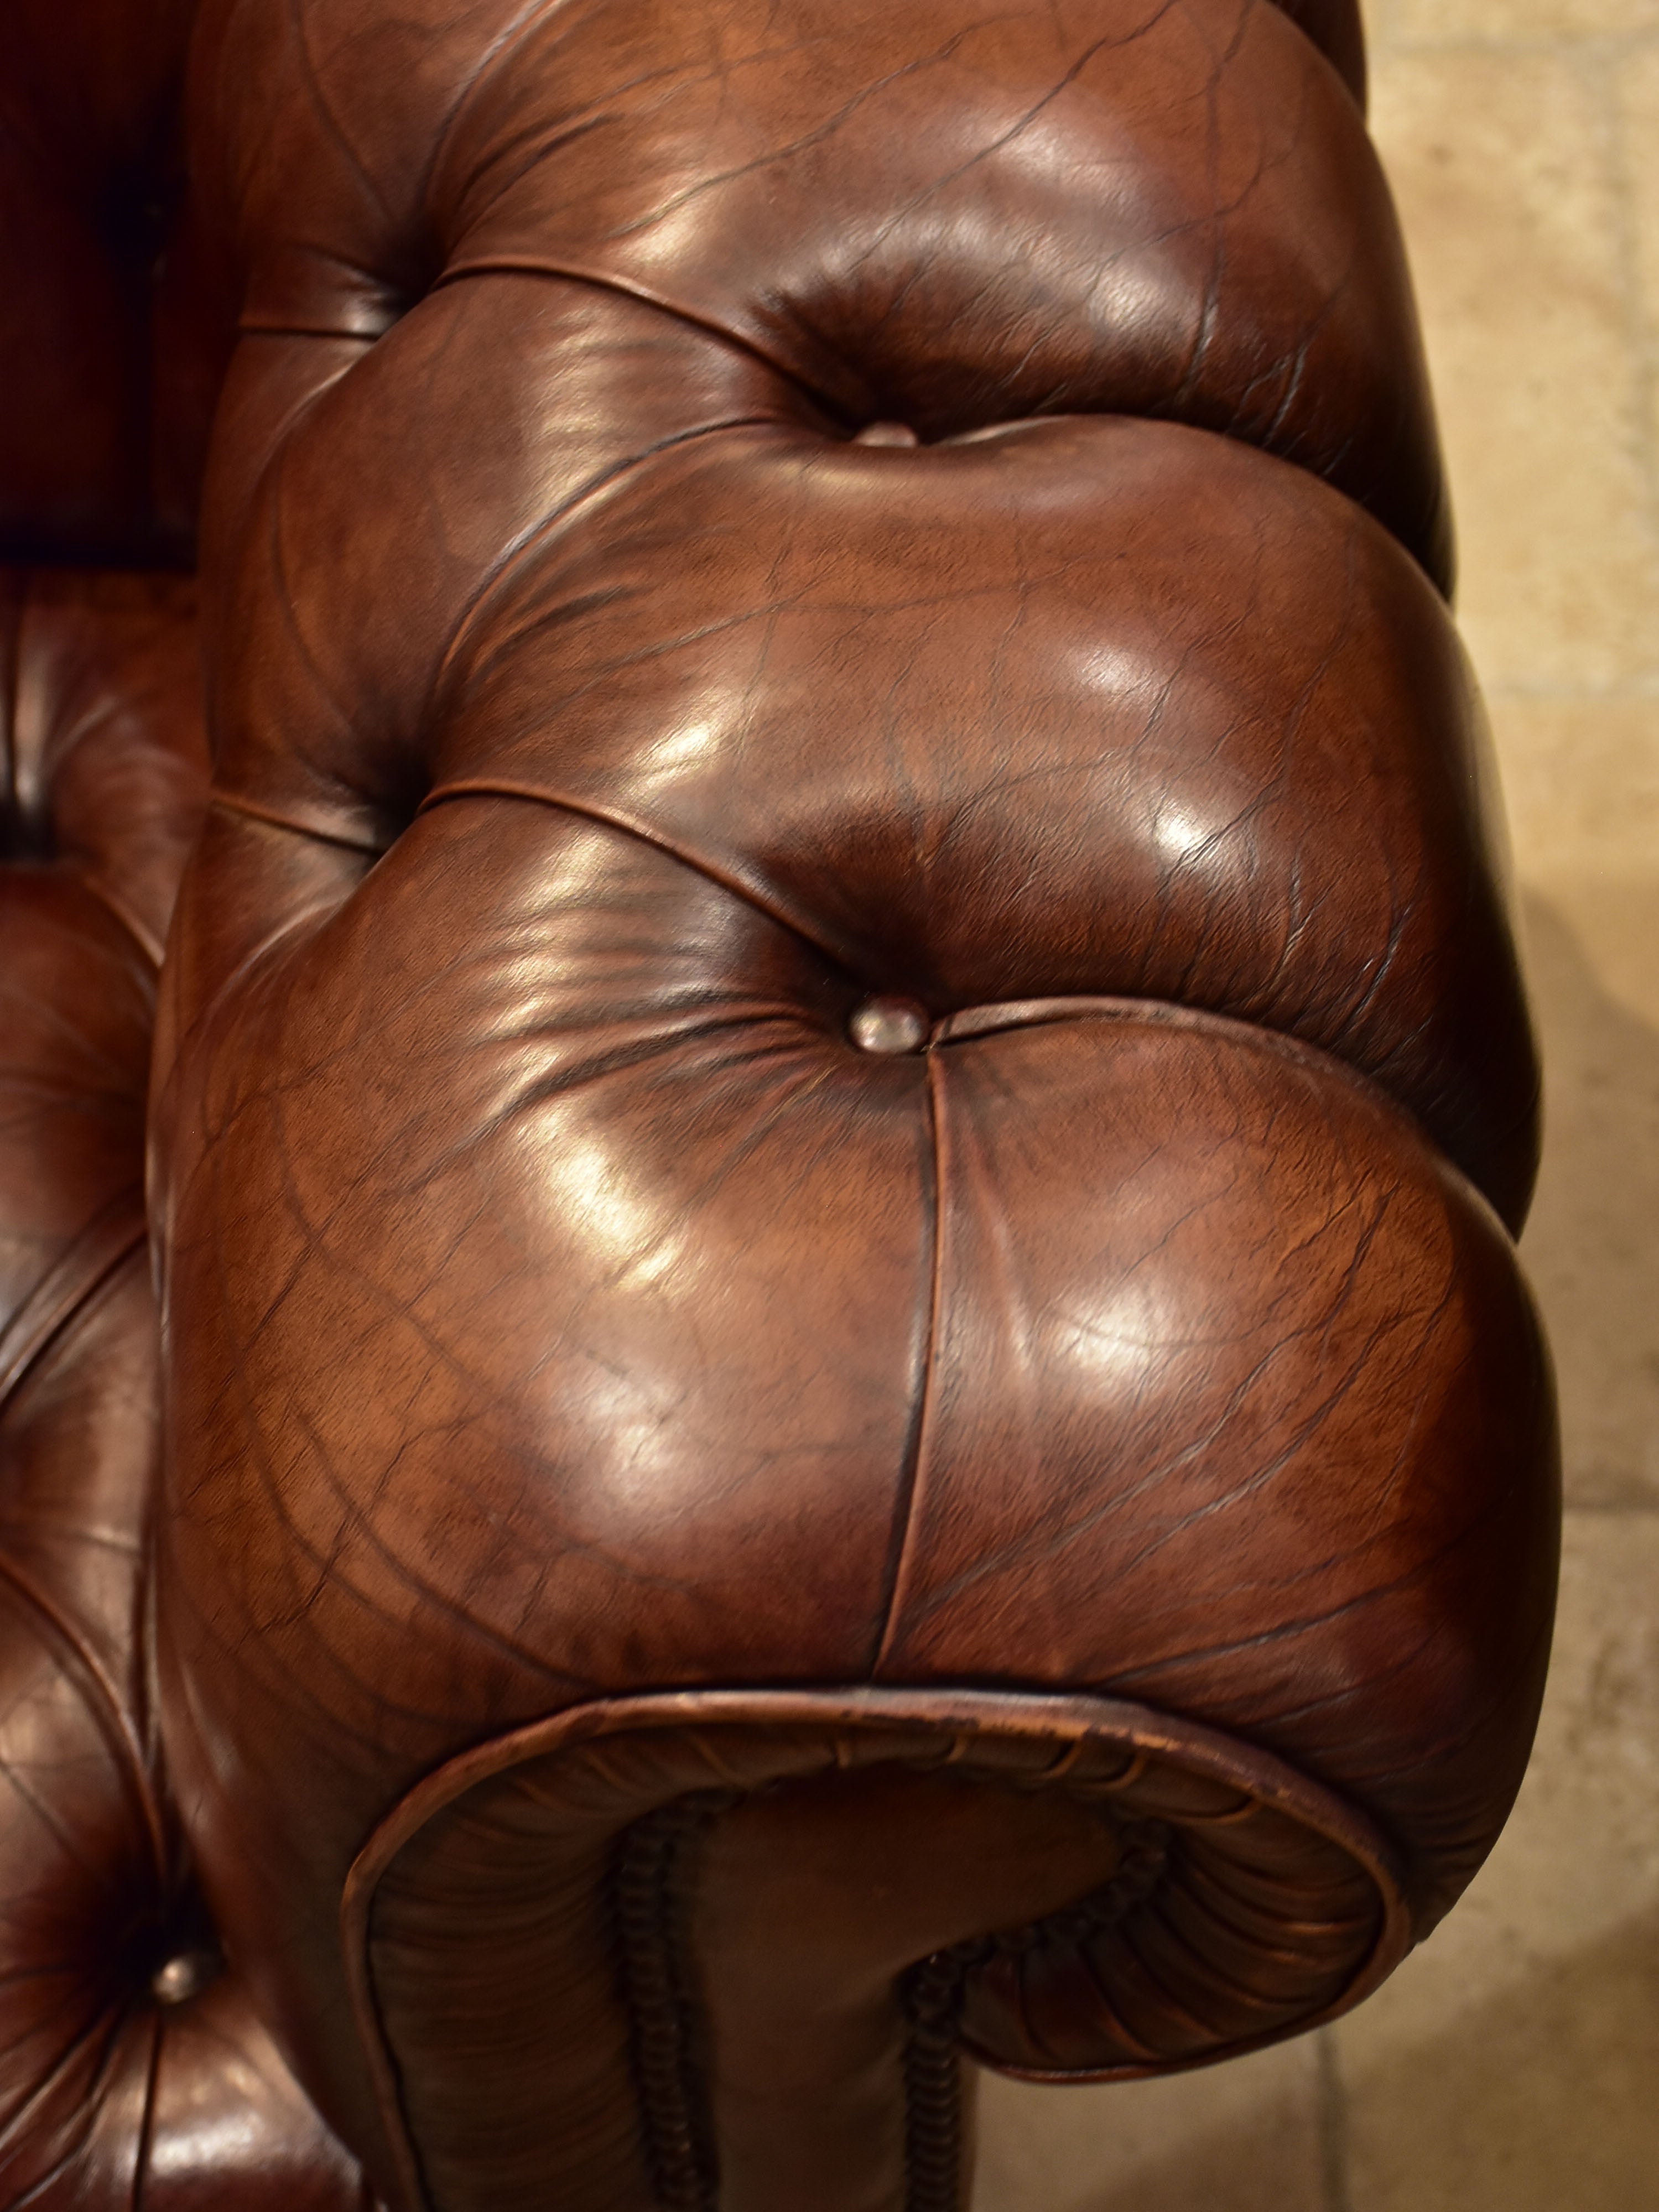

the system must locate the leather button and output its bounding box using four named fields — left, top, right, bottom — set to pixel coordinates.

left=151, top=1948, right=222, bottom=2006
left=849, top=996, right=930, bottom=1054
